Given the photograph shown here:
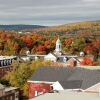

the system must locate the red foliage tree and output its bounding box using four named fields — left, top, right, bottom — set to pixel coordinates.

left=83, top=45, right=99, bottom=55
left=36, top=45, right=45, bottom=51
left=65, top=39, right=72, bottom=46
left=80, top=56, right=97, bottom=66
